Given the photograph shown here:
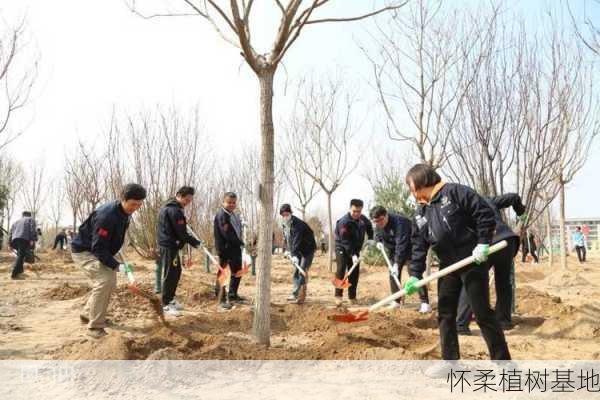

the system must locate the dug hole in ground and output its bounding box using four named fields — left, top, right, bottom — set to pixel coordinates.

left=0, top=250, right=599, bottom=360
